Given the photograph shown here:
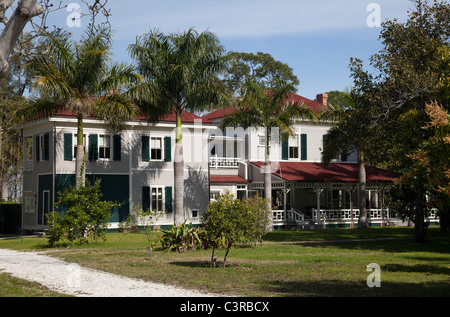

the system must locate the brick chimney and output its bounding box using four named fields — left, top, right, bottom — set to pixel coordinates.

left=316, top=93, right=328, bottom=107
